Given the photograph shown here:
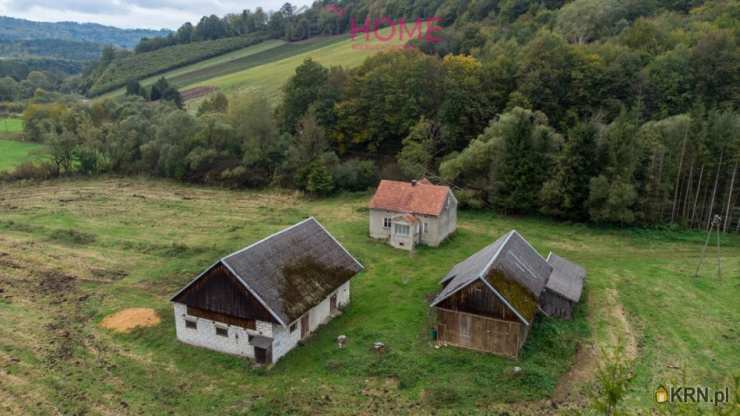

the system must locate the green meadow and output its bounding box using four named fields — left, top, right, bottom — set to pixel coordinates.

left=0, top=119, right=43, bottom=172
left=0, top=178, right=737, bottom=415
